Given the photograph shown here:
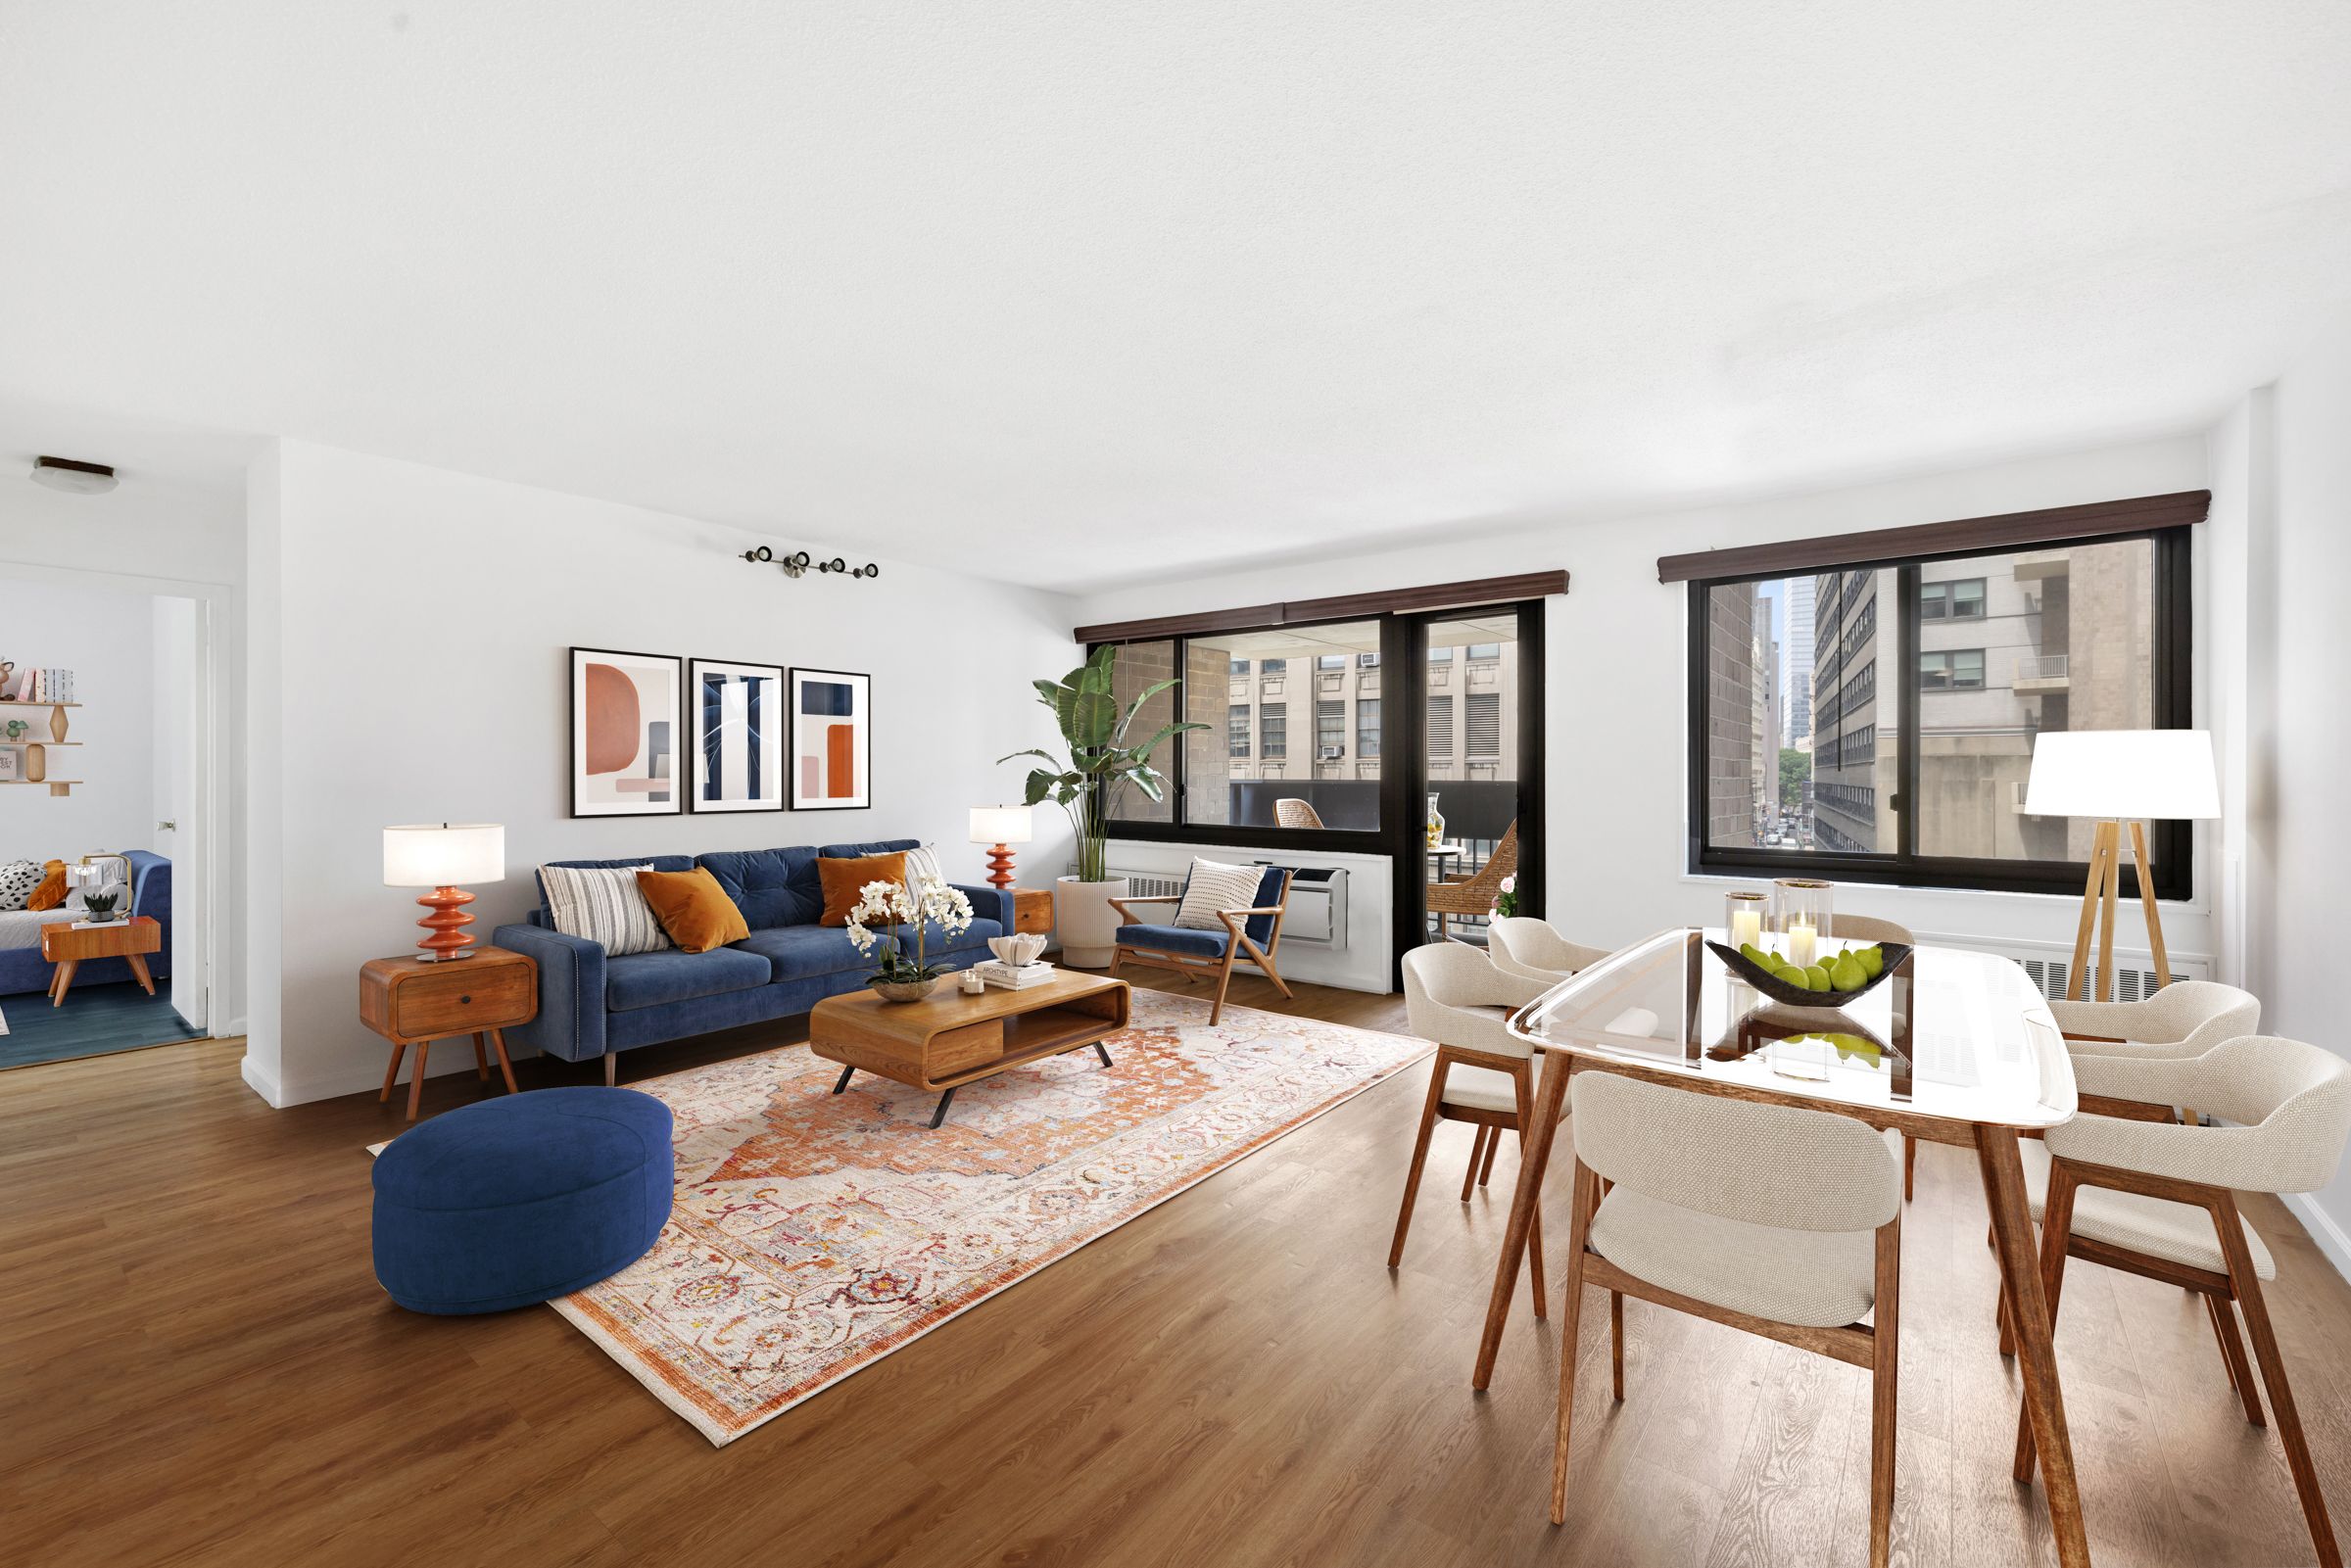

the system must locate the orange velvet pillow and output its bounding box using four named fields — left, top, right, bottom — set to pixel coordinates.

left=817, top=853, right=907, bottom=927
left=25, top=859, right=68, bottom=912
left=635, top=868, right=749, bottom=954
